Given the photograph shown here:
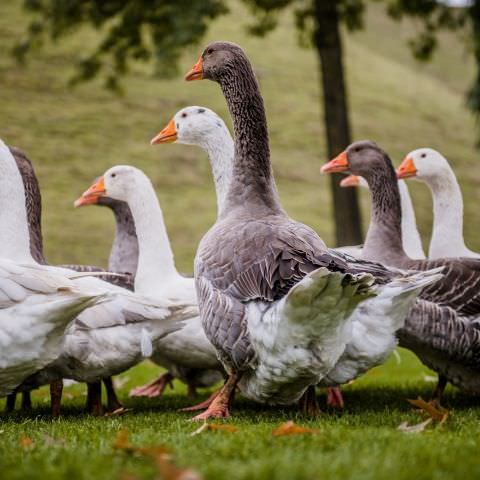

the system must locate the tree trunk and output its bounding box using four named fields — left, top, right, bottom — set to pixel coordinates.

left=313, top=0, right=362, bottom=246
